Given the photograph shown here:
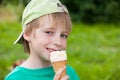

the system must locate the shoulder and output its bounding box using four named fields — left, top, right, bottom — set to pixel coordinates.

left=66, top=65, right=80, bottom=80
left=66, top=65, right=78, bottom=74
left=4, top=66, right=24, bottom=80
